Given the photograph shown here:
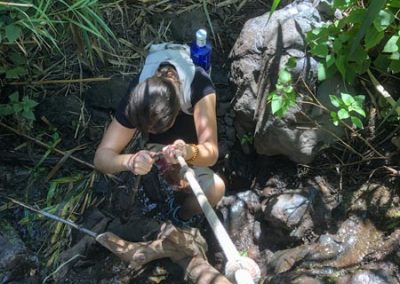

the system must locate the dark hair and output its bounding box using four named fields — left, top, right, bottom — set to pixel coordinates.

left=125, top=76, right=181, bottom=133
